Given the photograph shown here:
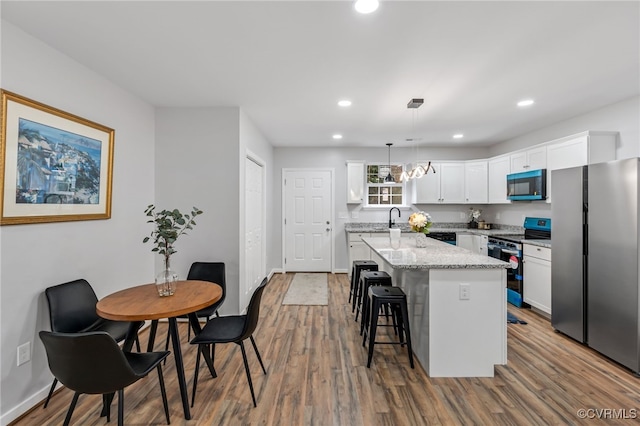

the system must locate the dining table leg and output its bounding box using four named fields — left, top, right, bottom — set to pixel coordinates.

left=147, top=319, right=159, bottom=351
left=168, top=316, right=191, bottom=420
